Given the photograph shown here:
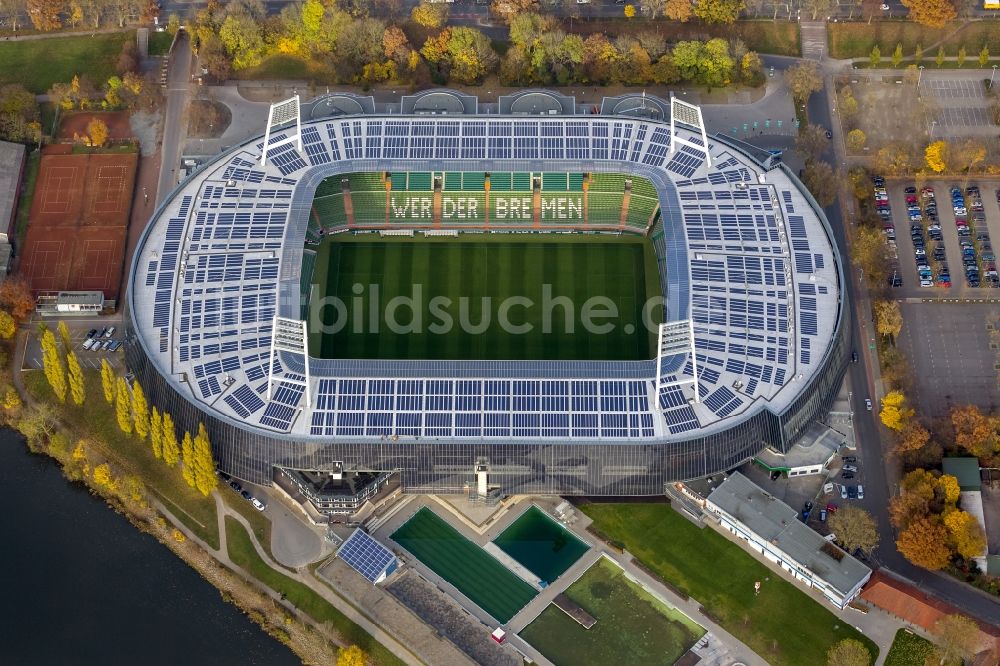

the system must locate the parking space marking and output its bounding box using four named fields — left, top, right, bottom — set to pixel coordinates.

left=927, top=78, right=985, bottom=100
